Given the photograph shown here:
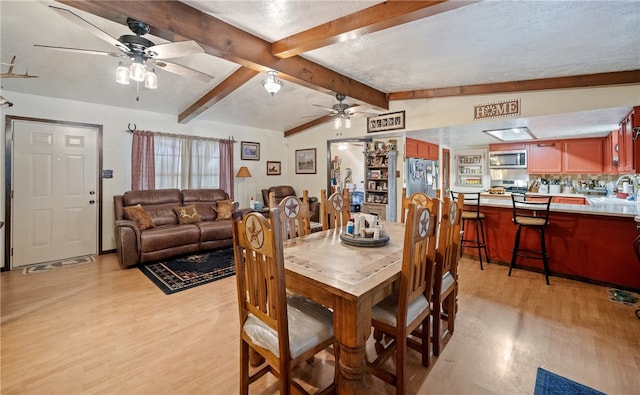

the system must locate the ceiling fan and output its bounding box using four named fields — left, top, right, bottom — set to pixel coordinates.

left=34, top=6, right=213, bottom=87
left=312, top=93, right=381, bottom=128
